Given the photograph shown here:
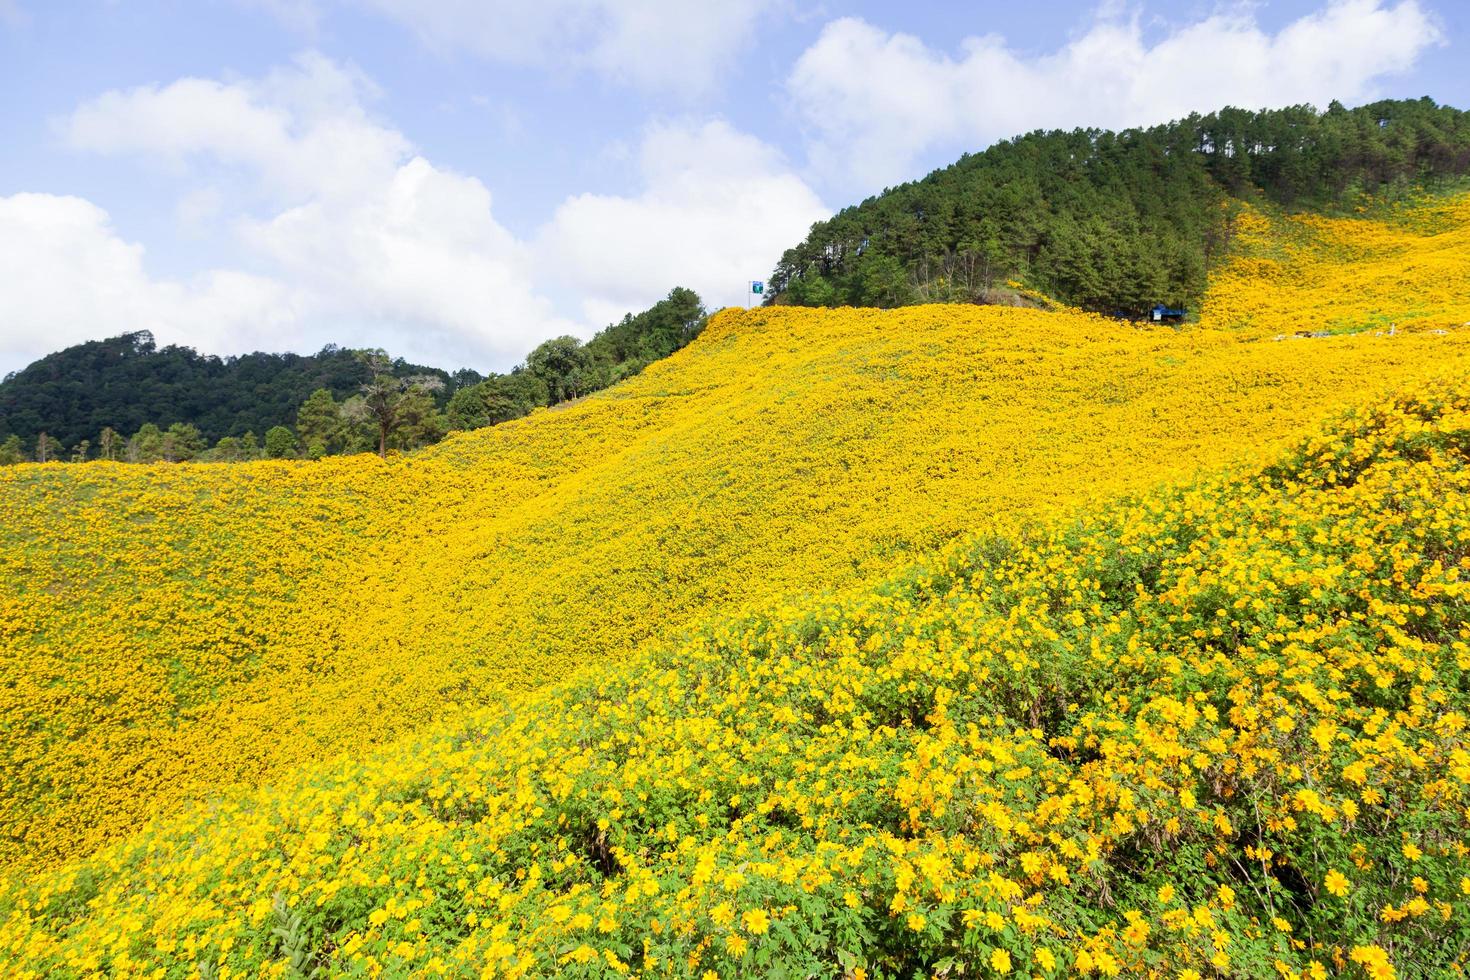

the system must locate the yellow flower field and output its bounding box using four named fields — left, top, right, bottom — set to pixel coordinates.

left=3, top=376, right=1469, bottom=979
left=1199, top=191, right=1470, bottom=337
left=1, top=192, right=1469, bottom=977
left=6, top=308, right=1468, bottom=869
